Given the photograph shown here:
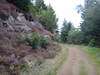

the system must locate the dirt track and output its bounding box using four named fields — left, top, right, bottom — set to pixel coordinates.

left=57, top=46, right=99, bottom=75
